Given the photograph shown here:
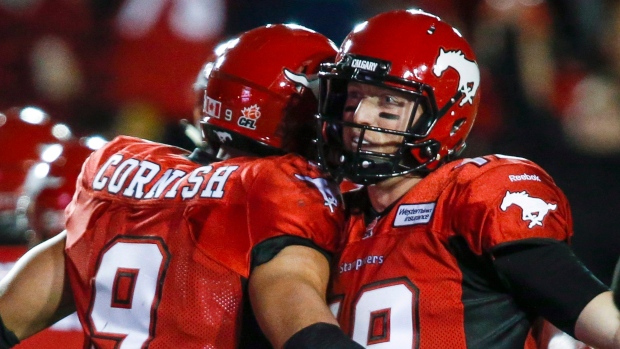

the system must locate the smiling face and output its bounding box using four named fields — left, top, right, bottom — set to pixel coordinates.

left=342, top=81, right=424, bottom=155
